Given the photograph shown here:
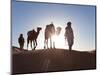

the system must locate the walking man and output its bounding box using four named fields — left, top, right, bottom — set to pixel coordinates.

left=65, top=22, right=74, bottom=51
